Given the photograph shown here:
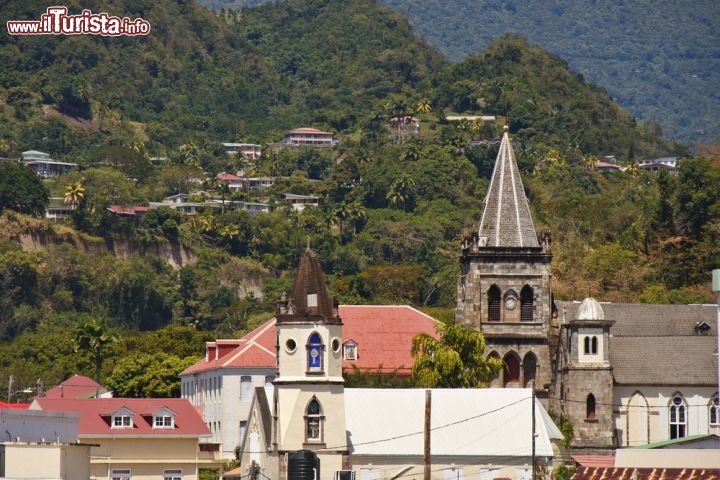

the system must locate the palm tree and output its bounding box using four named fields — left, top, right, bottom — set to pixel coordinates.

left=416, top=99, right=432, bottom=114
left=64, top=181, right=85, bottom=209
left=74, top=318, right=120, bottom=386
